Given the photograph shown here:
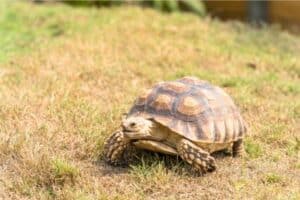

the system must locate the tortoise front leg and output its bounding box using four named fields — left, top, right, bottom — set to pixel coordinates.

left=103, top=131, right=130, bottom=165
left=177, top=139, right=216, bottom=173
